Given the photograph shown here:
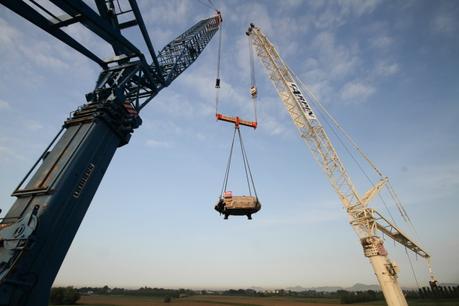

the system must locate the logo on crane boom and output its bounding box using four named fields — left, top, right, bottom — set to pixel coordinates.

left=288, top=82, right=316, bottom=120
